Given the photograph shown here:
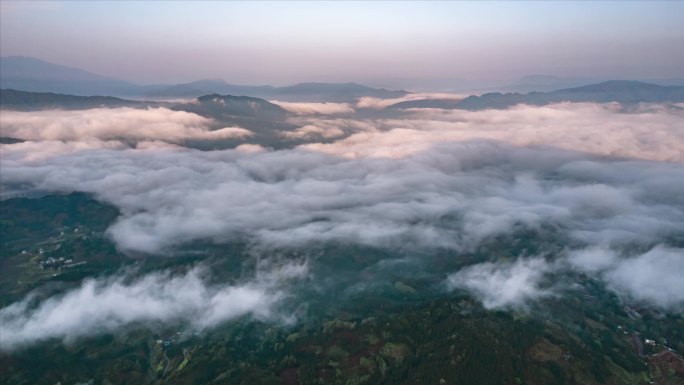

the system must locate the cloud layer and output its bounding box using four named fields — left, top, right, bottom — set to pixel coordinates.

left=356, top=92, right=466, bottom=110
left=0, top=262, right=307, bottom=351
left=1, top=100, right=683, bottom=349
left=3, top=140, right=681, bottom=255
left=0, top=107, right=253, bottom=142
left=446, top=258, right=552, bottom=309
left=270, top=101, right=355, bottom=115
left=3, top=135, right=683, bottom=257
left=301, top=103, right=684, bottom=162
left=571, top=246, right=684, bottom=310
left=446, top=245, right=684, bottom=311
